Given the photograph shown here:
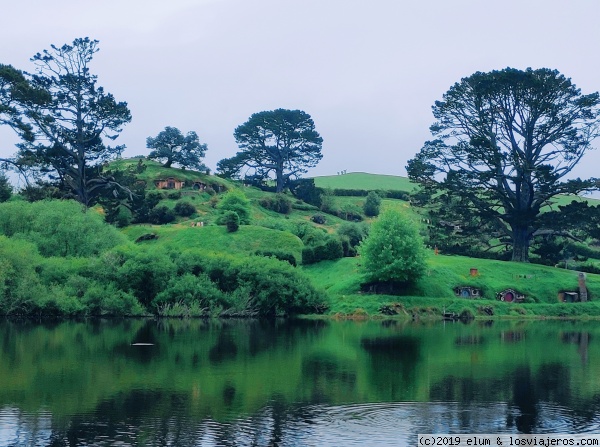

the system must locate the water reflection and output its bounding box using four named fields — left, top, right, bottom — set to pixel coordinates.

left=2, top=319, right=600, bottom=445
